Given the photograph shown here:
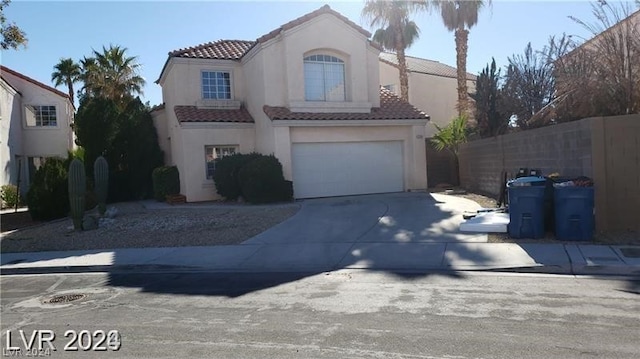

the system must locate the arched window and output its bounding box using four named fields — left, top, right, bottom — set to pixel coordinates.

left=304, top=54, right=345, bottom=102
